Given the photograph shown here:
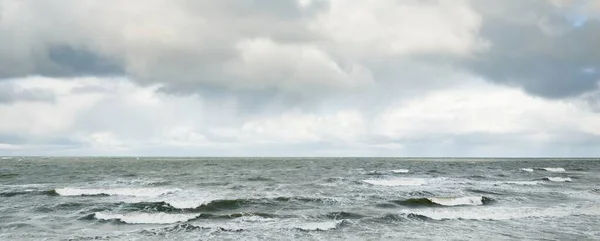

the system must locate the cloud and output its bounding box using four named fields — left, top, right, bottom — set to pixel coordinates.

left=0, top=0, right=480, bottom=97
left=1, top=1, right=600, bottom=156
left=0, top=81, right=55, bottom=104
left=466, top=0, right=600, bottom=98
left=1, top=76, right=599, bottom=156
